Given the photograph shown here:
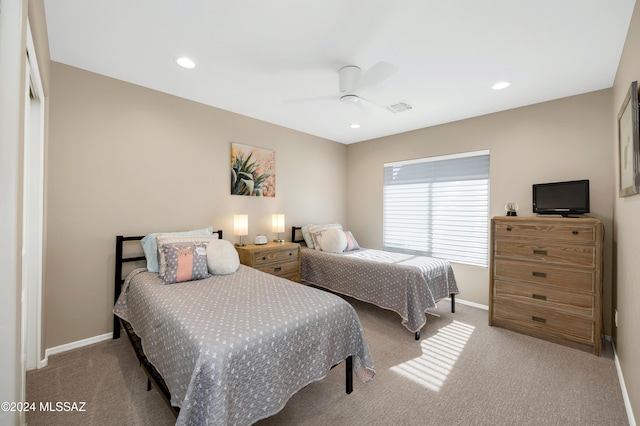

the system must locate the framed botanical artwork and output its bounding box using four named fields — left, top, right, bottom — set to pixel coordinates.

left=617, top=81, right=640, bottom=197
left=230, top=143, right=276, bottom=197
